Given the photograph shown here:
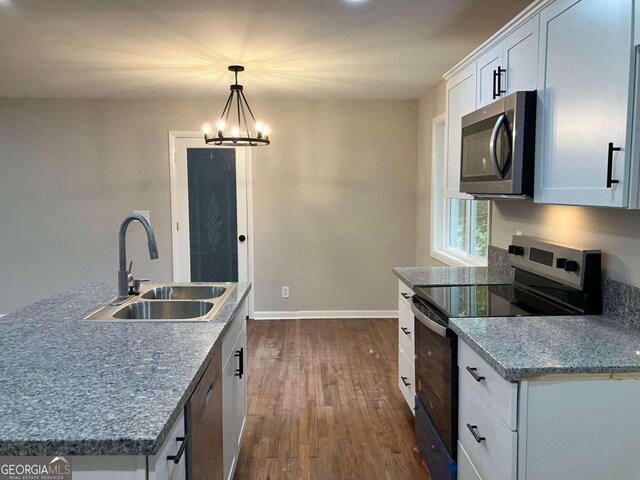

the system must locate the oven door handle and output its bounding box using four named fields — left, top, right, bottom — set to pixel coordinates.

left=489, top=113, right=508, bottom=180
left=411, top=300, right=447, bottom=338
